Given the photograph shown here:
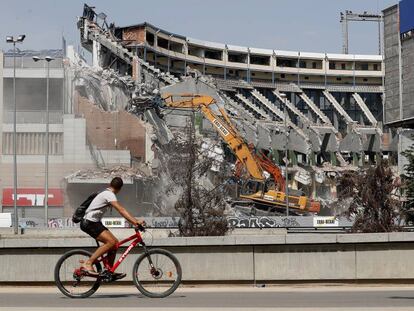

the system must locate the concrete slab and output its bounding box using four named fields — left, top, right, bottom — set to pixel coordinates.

left=356, top=243, right=414, bottom=279
left=234, top=235, right=286, bottom=245
left=254, top=244, right=356, bottom=280
left=388, top=232, right=414, bottom=242
left=285, top=233, right=337, bottom=244
left=336, top=233, right=389, bottom=244
left=184, top=236, right=237, bottom=246
left=3, top=238, right=49, bottom=248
